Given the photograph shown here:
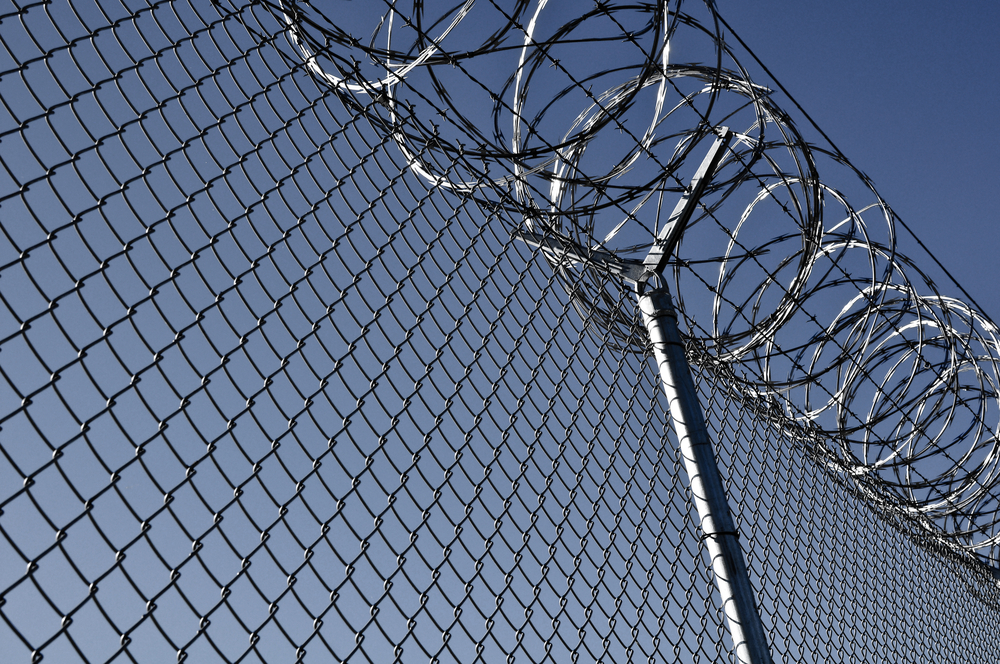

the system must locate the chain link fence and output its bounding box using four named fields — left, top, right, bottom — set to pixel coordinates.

left=2, top=1, right=1000, bottom=662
